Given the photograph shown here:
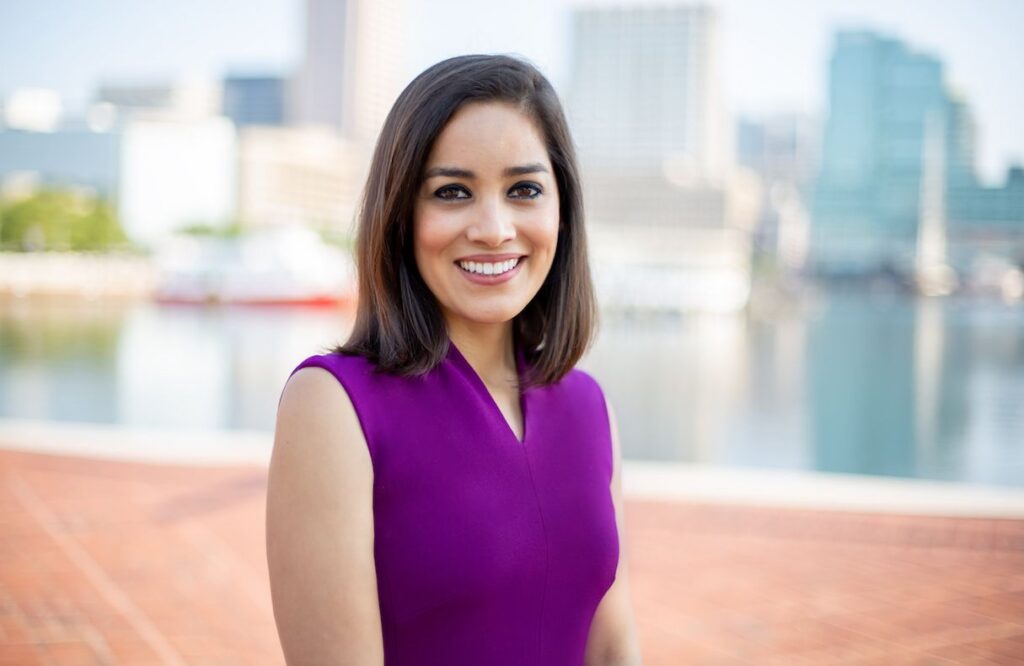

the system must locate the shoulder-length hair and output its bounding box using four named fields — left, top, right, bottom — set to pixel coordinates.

left=334, top=54, right=598, bottom=389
